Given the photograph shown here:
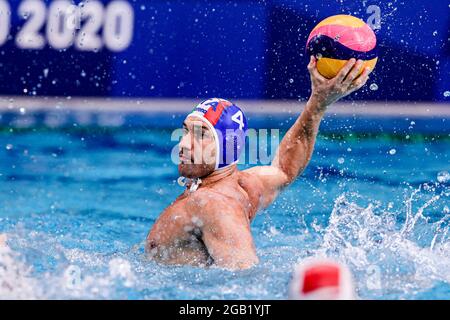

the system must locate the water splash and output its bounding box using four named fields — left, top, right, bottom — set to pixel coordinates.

left=0, top=241, right=39, bottom=299
left=314, top=183, right=449, bottom=298
left=0, top=234, right=140, bottom=299
left=0, top=177, right=449, bottom=299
